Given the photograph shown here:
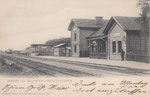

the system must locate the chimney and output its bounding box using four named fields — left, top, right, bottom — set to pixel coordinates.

left=95, top=16, right=103, bottom=25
